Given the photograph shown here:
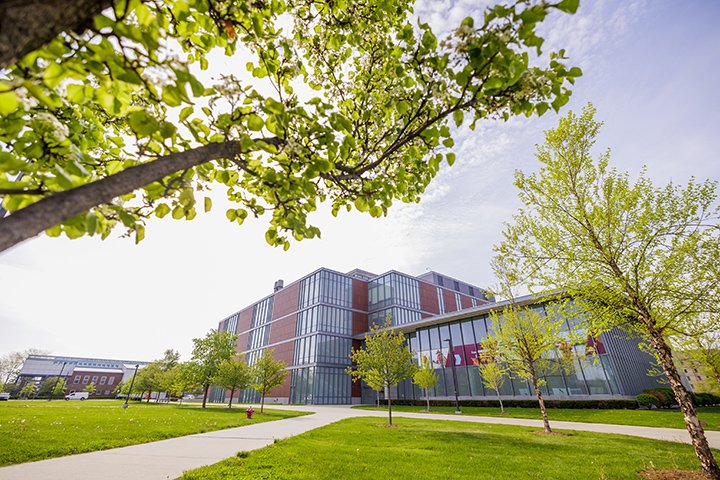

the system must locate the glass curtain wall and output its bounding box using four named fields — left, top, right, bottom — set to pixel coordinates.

left=291, top=270, right=354, bottom=404
left=408, top=303, right=621, bottom=400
